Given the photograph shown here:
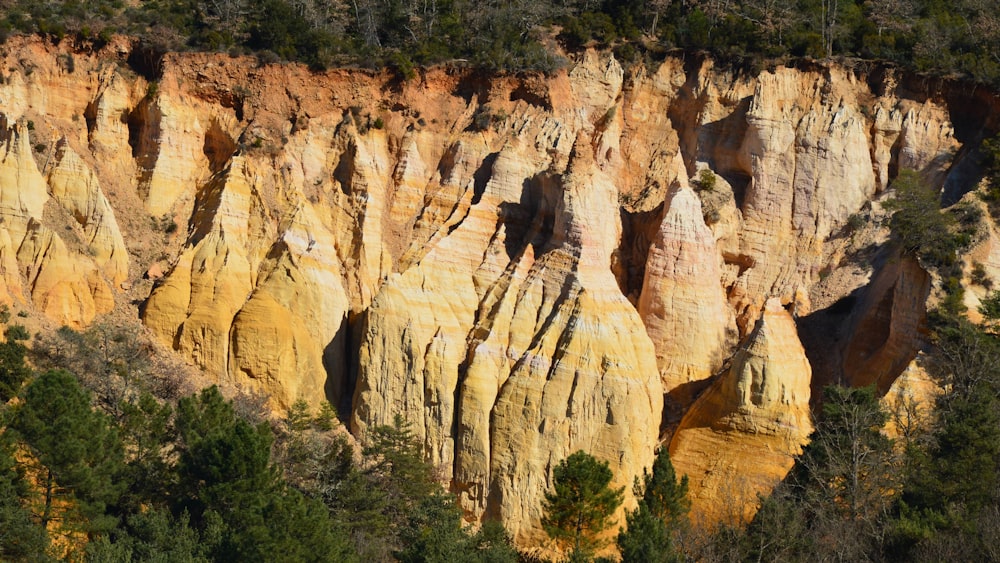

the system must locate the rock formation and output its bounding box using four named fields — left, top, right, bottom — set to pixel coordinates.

left=0, top=34, right=984, bottom=545
left=669, top=298, right=813, bottom=525
left=638, top=162, right=736, bottom=412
